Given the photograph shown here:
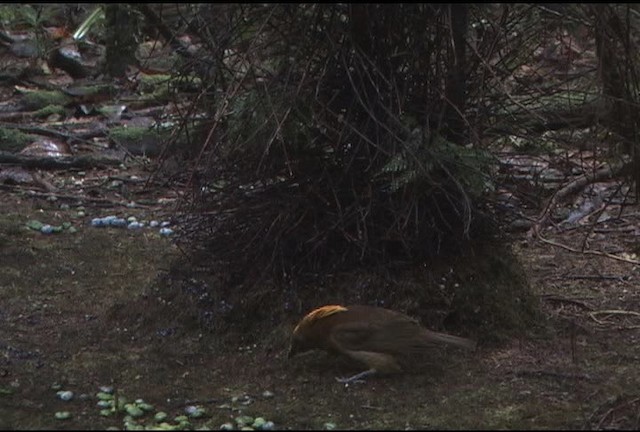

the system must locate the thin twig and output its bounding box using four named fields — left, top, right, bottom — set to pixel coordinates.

left=514, top=369, right=592, bottom=381
left=595, top=397, right=640, bottom=429
left=537, top=235, right=640, bottom=265
left=588, top=310, right=640, bottom=328
left=561, top=275, right=627, bottom=281
left=361, top=404, right=384, bottom=411
left=589, top=309, right=640, bottom=319
left=539, top=294, right=594, bottom=310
